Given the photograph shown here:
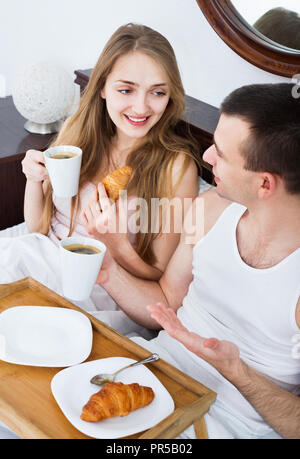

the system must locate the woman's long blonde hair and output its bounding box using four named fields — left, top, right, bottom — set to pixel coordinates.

left=40, top=23, right=200, bottom=264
